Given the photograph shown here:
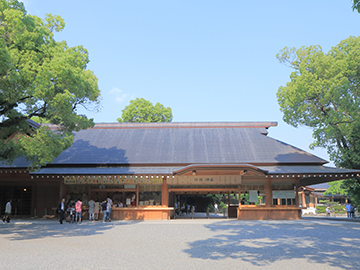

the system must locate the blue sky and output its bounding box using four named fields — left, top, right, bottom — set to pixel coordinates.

left=22, top=1, right=360, bottom=166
